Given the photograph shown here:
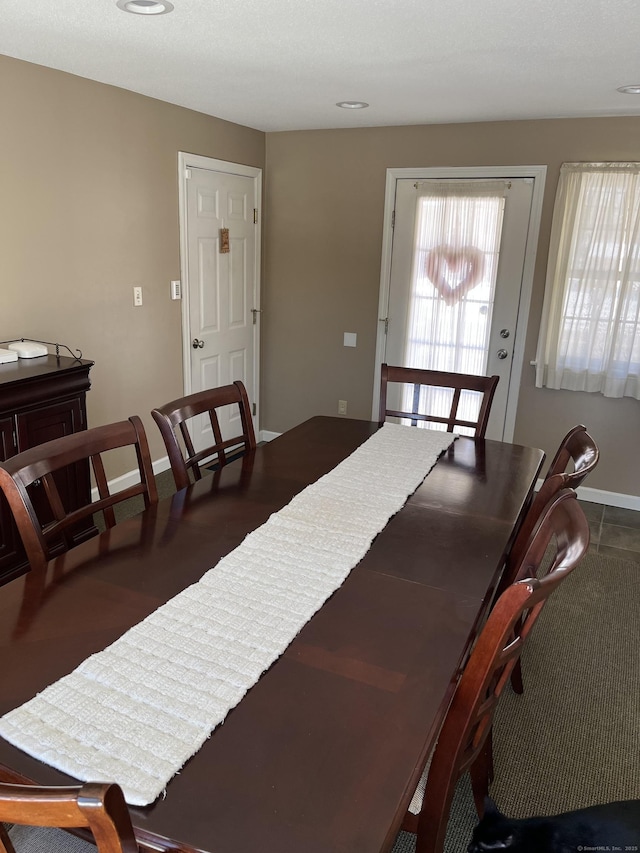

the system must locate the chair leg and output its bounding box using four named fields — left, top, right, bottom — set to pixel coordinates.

left=415, top=797, right=451, bottom=853
left=415, top=769, right=458, bottom=853
left=469, top=752, right=490, bottom=817
left=487, top=726, right=494, bottom=784
left=510, top=659, right=524, bottom=694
